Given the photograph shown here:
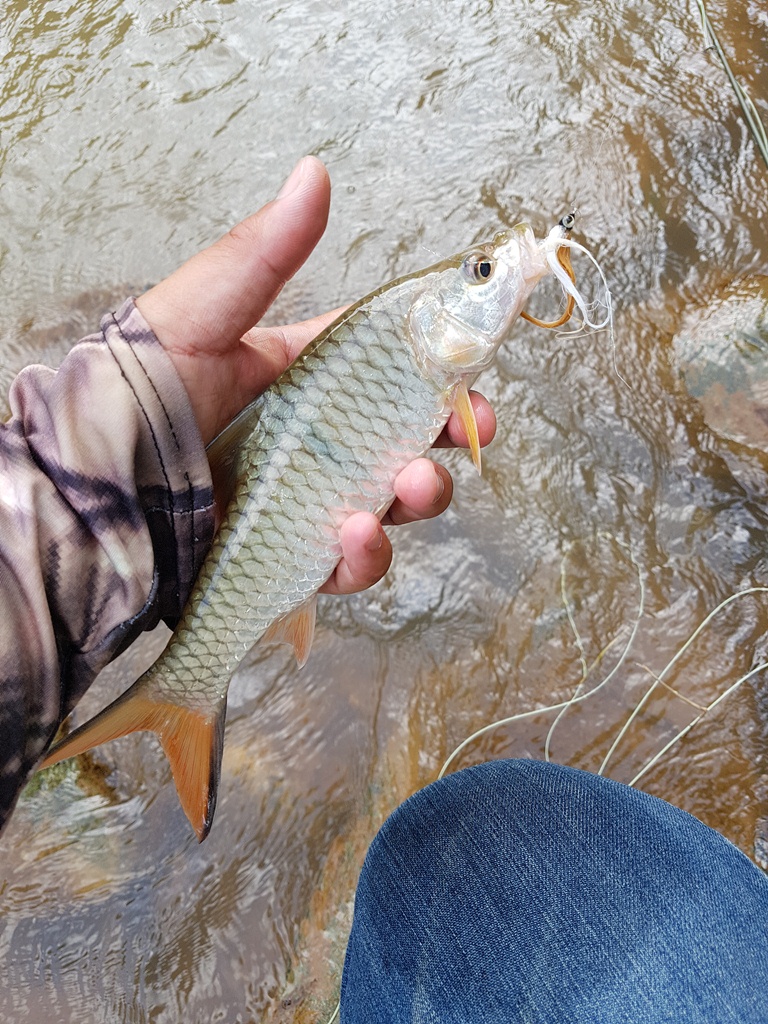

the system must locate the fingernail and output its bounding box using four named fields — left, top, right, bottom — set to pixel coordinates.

left=366, top=525, right=384, bottom=551
left=432, top=470, right=446, bottom=505
left=276, top=157, right=309, bottom=199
